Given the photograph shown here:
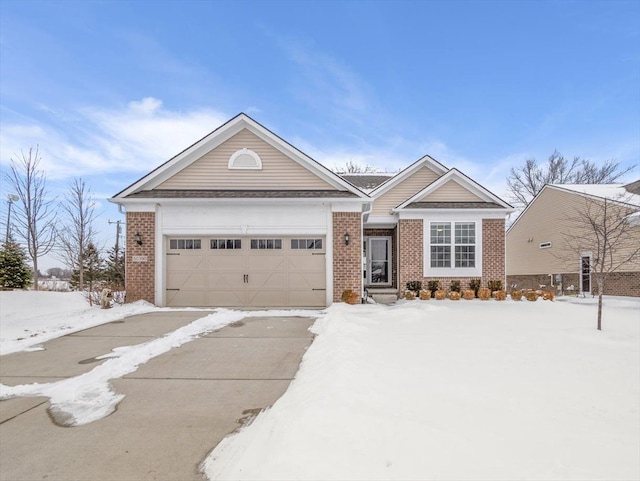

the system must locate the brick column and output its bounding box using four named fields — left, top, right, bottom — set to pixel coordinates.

left=126, top=211, right=156, bottom=304
left=332, top=212, right=362, bottom=302
left=482, top=218, right=505, bottom=287
left=398, top=219, right=423, bottom=295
